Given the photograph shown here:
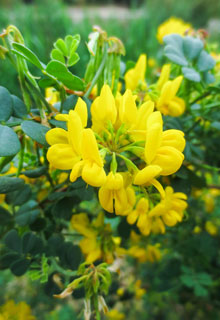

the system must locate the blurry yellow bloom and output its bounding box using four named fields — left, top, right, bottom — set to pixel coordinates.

left=148, top=57, right=156, bottom=68
left=117, top=288, right=125, bottom=296
left=134, top=280, right=146, bottom=299
left=157, top=17, right=192, bottom=44
left=127, top=197, right=149, bottom=228
left=71, top=212, right=121, bottom=263
left=145, top=244, right=161, bottom=262
left=149, top=186, right=187, bottom=227
left=193, top=226, right=202, bottom=234
left=45, top=87, right=59, bottom=105
left=156, top=76, right=185, bottom=116
left=0, top=194, right=5, bottom=204
left=0, top=300, right=35, bottom=320
left=205, top=221, right=218, bottom=236
left=106, top=309, right=125, bottom=320
left=124, top=54, right=147, bottom=91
